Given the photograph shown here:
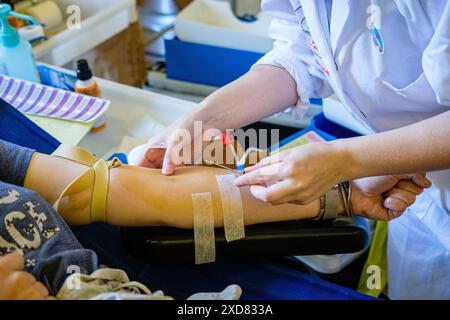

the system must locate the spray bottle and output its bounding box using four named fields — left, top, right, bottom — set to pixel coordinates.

left=0, top=3, right=40, bottom=82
